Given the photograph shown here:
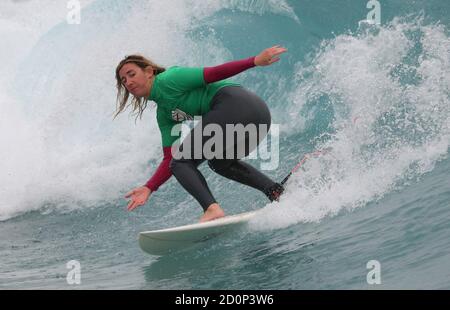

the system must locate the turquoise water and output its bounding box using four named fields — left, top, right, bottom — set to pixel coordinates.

left=0, top=0, right=449, bottom=289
